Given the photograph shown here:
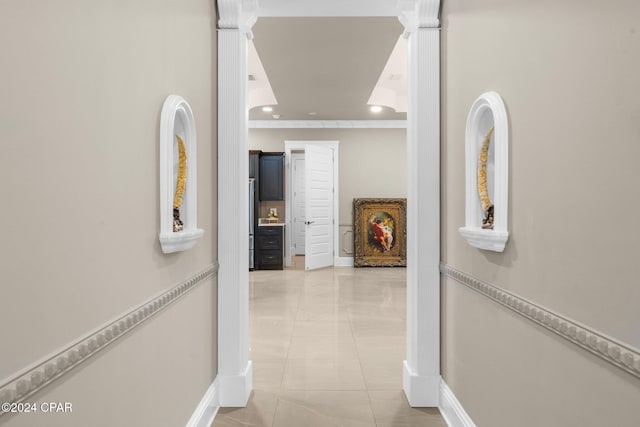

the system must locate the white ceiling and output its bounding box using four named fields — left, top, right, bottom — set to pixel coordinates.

left=248, top=17, right=406, bottom=121
left=255, top=0, right=403, bottom=17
